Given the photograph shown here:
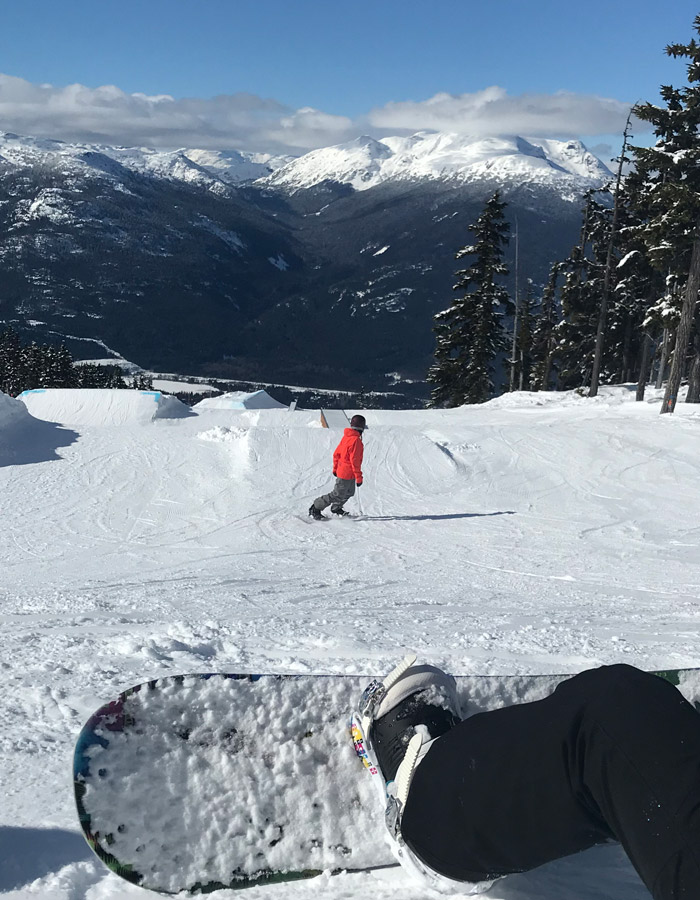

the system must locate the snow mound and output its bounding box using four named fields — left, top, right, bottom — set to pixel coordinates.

left=482, top=385, right=692, bottom=412
left=17, top=388, right=191, bottom=426
left=0, top=390, right=33, bottom=430
left=194, top=390, right=286, bottom=410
